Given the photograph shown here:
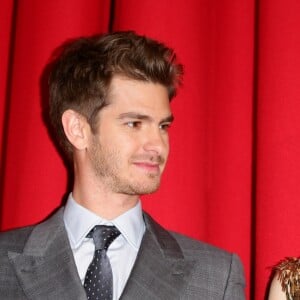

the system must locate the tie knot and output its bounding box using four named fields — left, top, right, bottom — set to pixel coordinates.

left=87, top=225, right=120, bottom=250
